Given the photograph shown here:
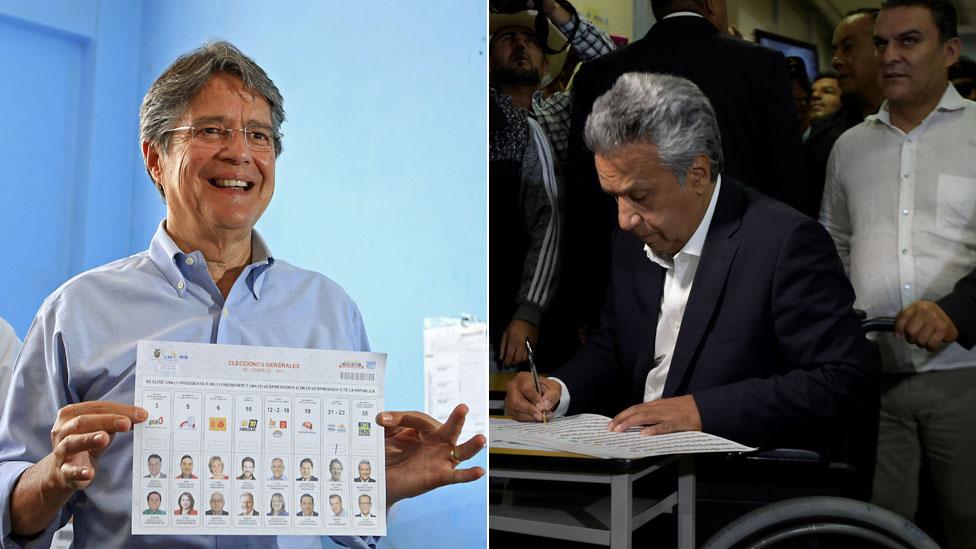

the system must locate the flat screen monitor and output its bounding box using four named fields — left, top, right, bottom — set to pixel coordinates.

left=754, top=29, right=819, bottom=83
